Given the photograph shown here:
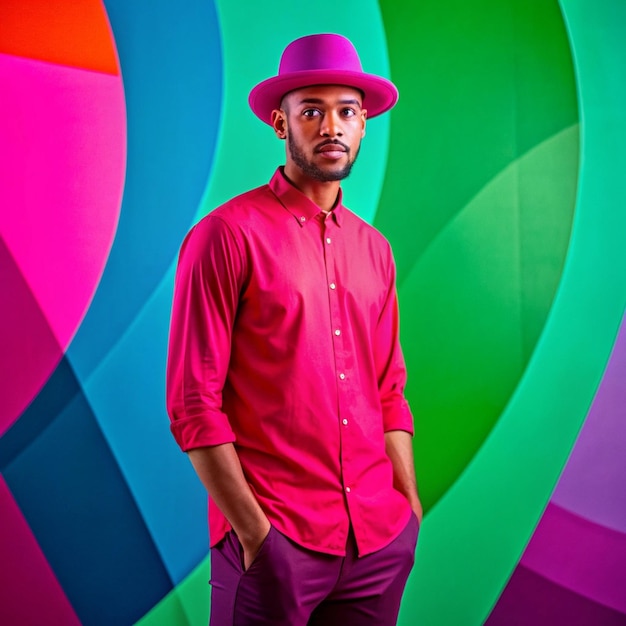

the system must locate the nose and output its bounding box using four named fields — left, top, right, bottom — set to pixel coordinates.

left=320, top=111, right=343, bottom=137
